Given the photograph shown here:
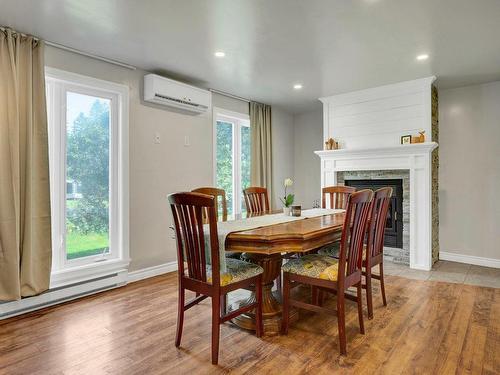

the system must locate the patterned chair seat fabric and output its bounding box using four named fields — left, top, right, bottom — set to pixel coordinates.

left=317, top=242, right=341, bottom=258
left=225, top=252, right=241, bottom=260
left=281, top=254, right=342, bottom=281
left=207, top=258, right=263, bottom=286
left=318, top=242, right=368, bottom=262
